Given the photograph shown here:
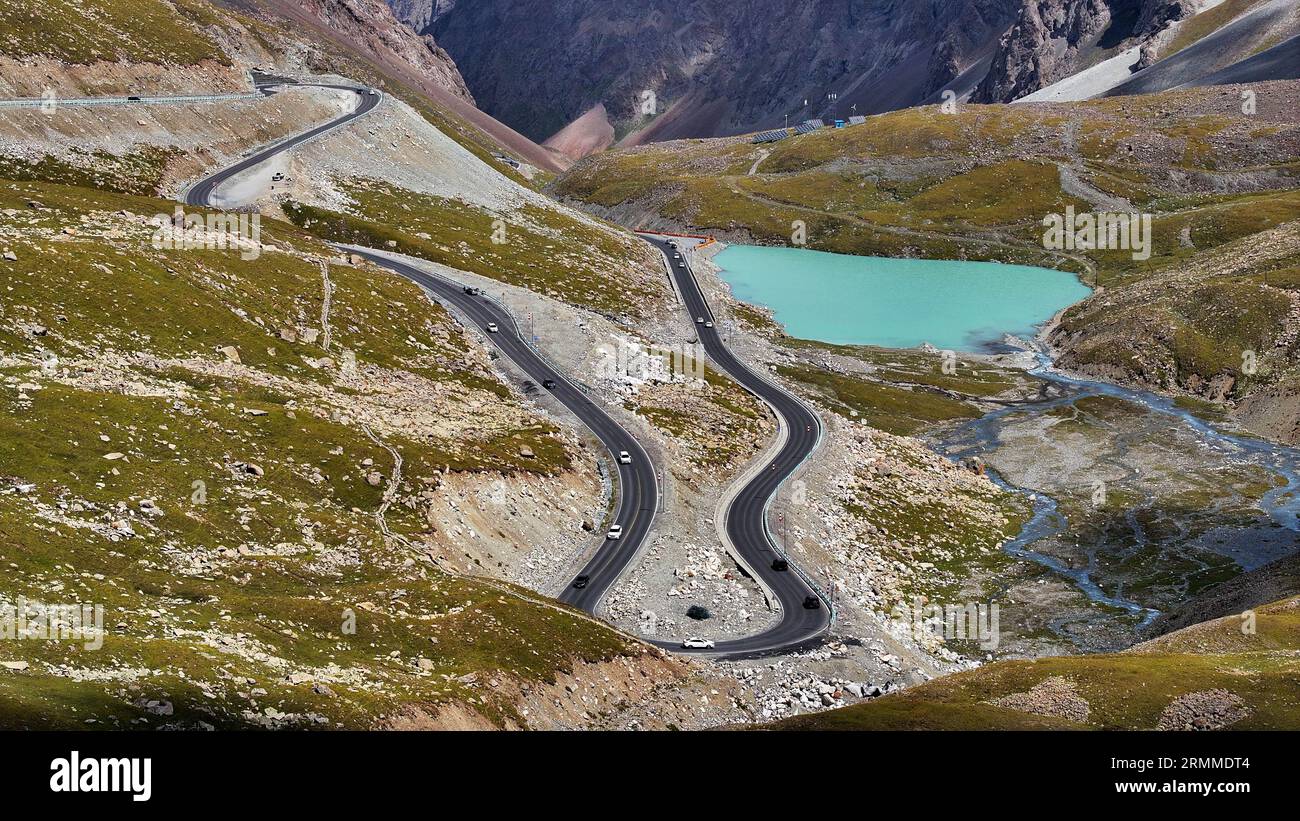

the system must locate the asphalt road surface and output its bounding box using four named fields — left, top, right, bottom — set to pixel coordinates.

left=643, top=236, right=832, bottom=657
left=347, top=251, right=662, bottom=613
left=181, top=81, right=829, bottom=658
left=184, top=82, right=380, bottom=207
left=182, top=82, right=660, bottom=612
